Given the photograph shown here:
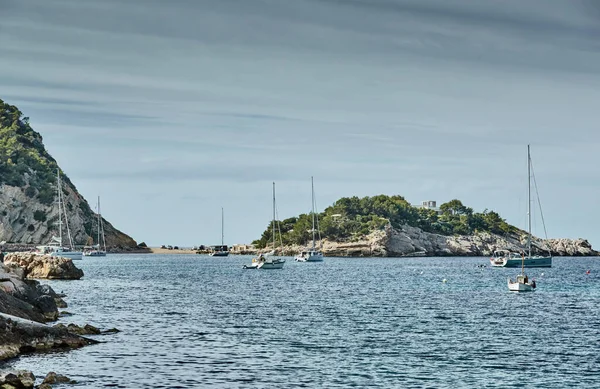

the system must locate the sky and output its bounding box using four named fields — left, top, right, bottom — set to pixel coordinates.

left=1, top=0, right=599, bottom=248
